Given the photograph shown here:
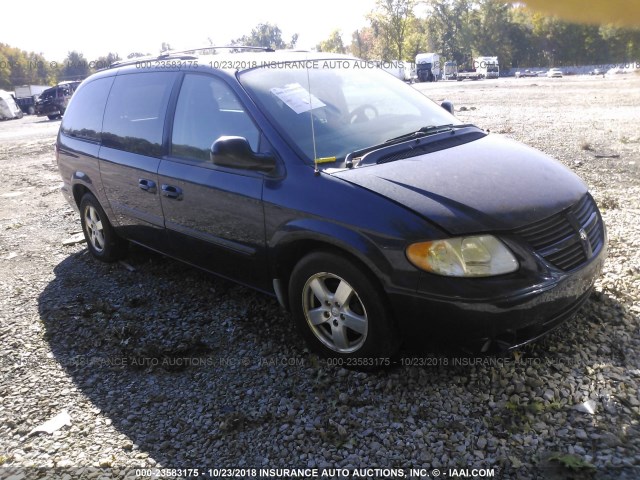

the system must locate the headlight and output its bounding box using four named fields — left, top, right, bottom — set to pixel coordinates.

left=406, top=235, right=518, bottom=277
